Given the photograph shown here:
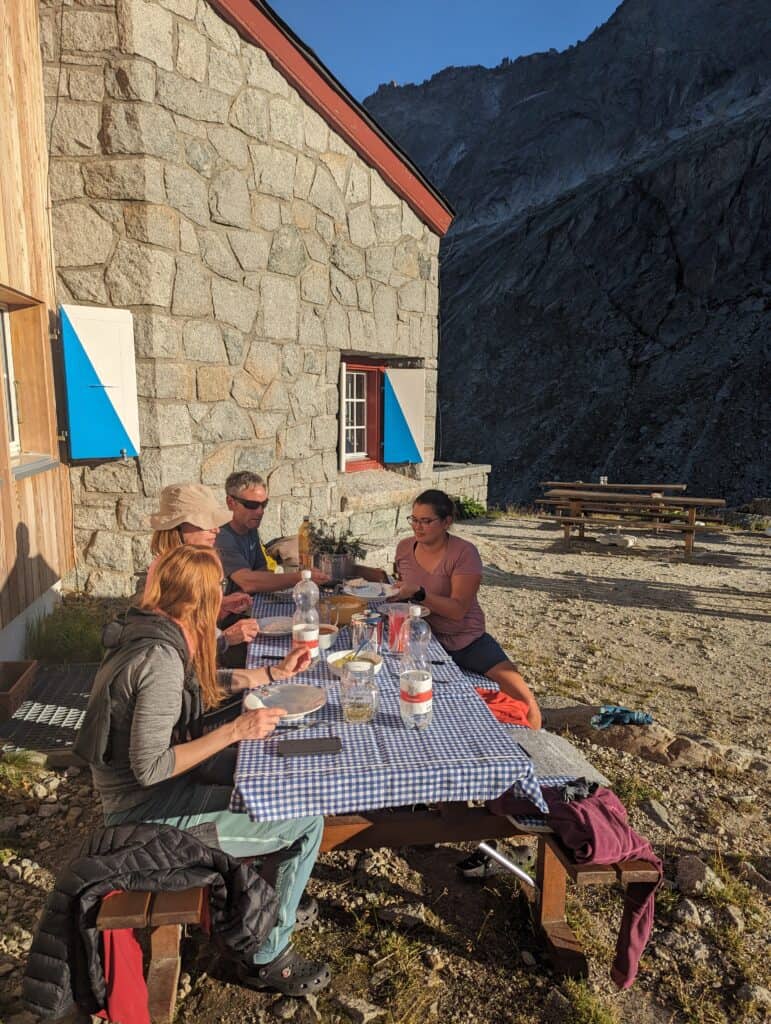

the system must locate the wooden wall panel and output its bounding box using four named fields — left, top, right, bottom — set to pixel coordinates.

left=0, top=0, right=74, bottom=629
left=0, top=0, right=56, bottom=305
